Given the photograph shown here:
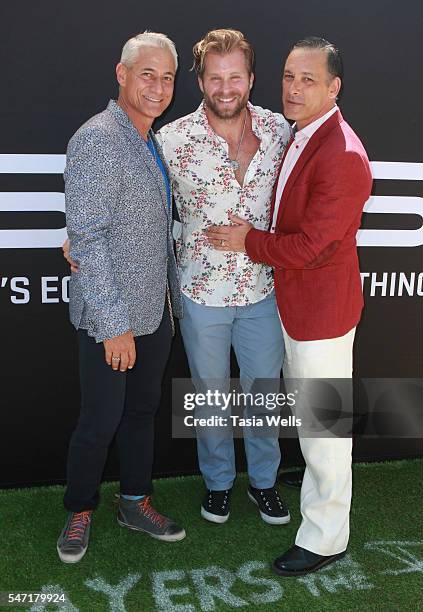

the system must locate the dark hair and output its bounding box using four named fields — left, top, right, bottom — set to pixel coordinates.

left=291, top=36, right=343, bottom=98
